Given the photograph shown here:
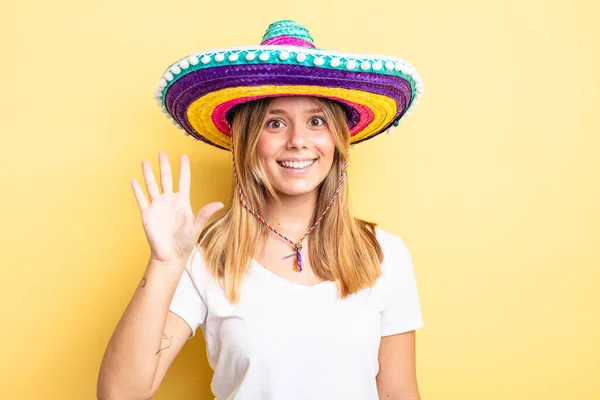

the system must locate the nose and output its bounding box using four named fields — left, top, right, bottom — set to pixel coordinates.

left=286, top=122, right=309, bottom=150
